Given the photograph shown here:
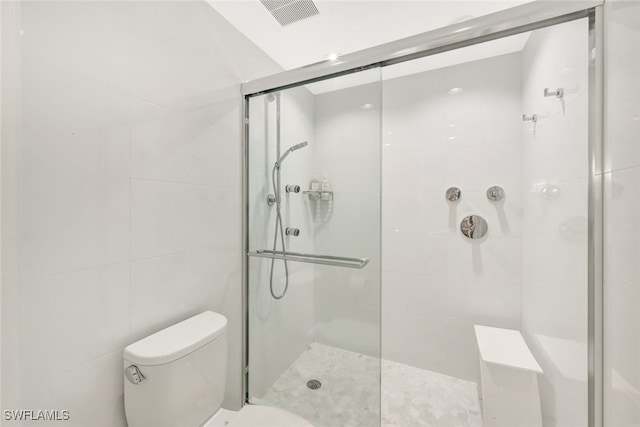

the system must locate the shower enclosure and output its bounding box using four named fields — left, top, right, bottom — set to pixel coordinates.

left=243, top=2, right=603, bottom=426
